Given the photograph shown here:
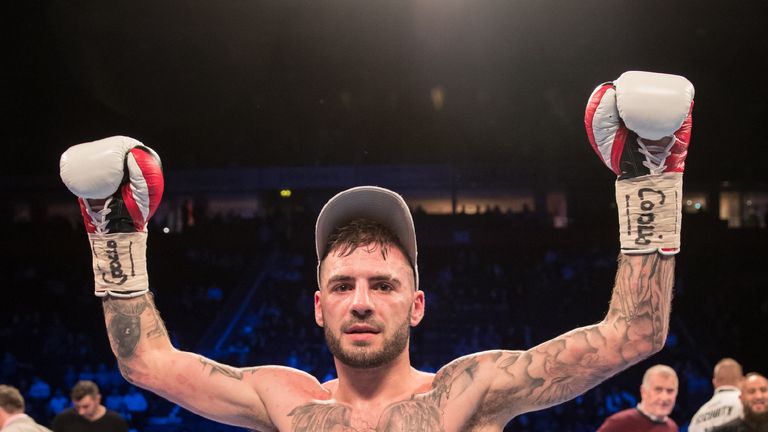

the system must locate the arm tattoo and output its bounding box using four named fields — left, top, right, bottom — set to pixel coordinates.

left=104, top=297, right=149, bottom=358
left=145, top=301, right=168, bottom=340
left=522, top=254, right=672, bottom=407
left=117, top=361, right=135, bottom=384
left=103, top=294, right=168, bottom=359
left=198, top=357, right=244, bottom=381
left=427, top=356, right=480, bottom=406
left=610, top=254, right=674, bottom=351
left=483, top=254, right=674, bottom=415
